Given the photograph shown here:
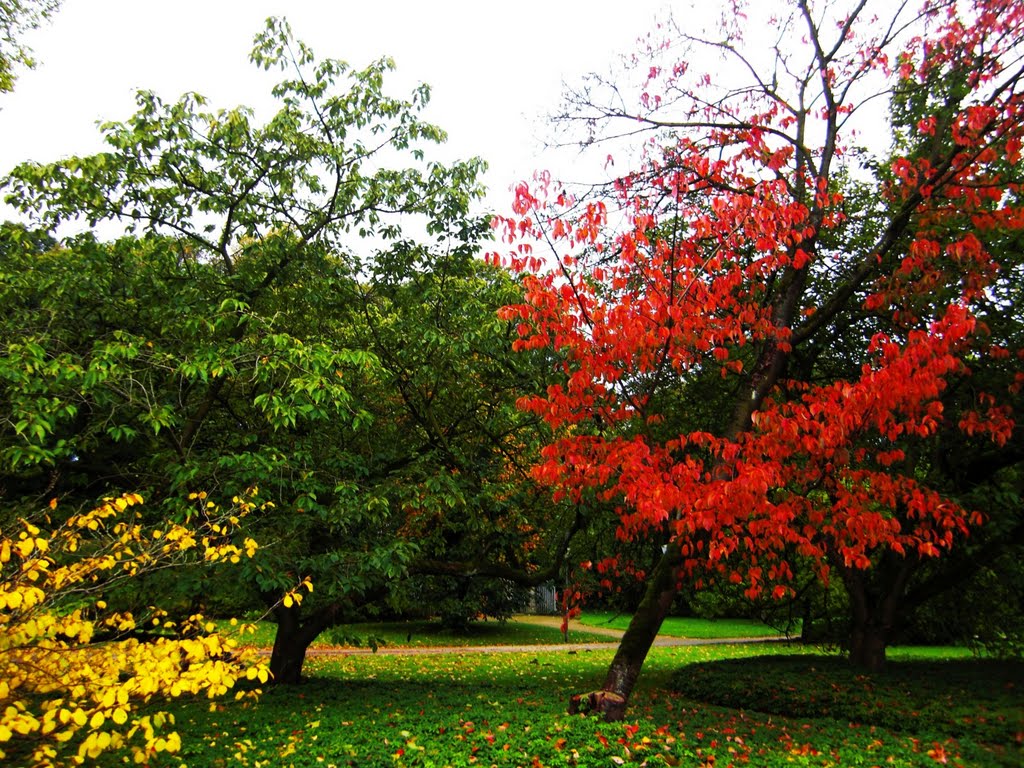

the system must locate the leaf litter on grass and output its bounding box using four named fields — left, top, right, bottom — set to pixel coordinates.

left=135, top=645, right=1017, bottom=767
